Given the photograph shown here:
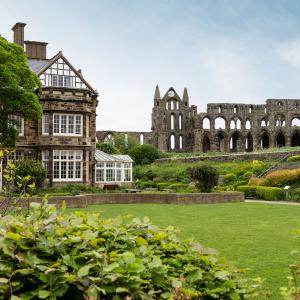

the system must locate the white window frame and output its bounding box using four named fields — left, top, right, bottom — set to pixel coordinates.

left=42, top=113, right=50, bottom=135
left=95, top=161, right=132, bottom=183
left=53, top=150, right=83, bottom=182
left=53, top=113, right=83, bottom=136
